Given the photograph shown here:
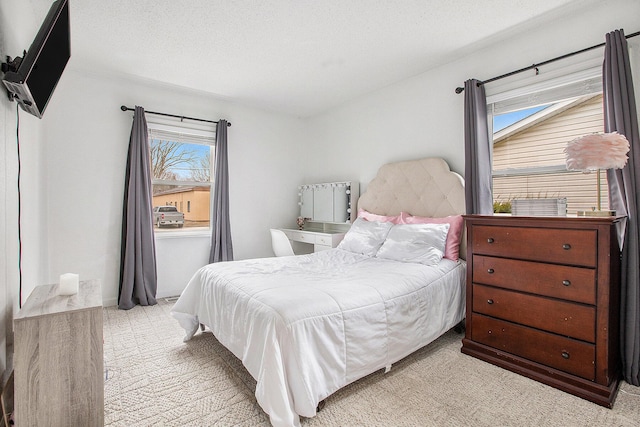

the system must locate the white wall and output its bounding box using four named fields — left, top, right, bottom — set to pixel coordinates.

left=0, top=0, right=51, bottom=381
left=302, top=0, right=640, bottom=194
left=40, top=70, right=306, bottom=306
left=0, top=49, right=13, bottom=385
